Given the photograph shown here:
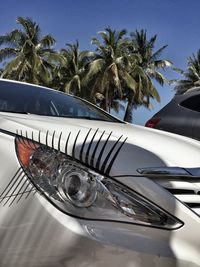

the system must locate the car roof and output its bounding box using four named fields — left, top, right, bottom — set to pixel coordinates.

left=175, top=86, right=200, bottom=97
left=0, top=78, right=75, bottom=99
left=170, top=86, right=200, bottom=104
left=0, top=78, right=57, bottom=92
